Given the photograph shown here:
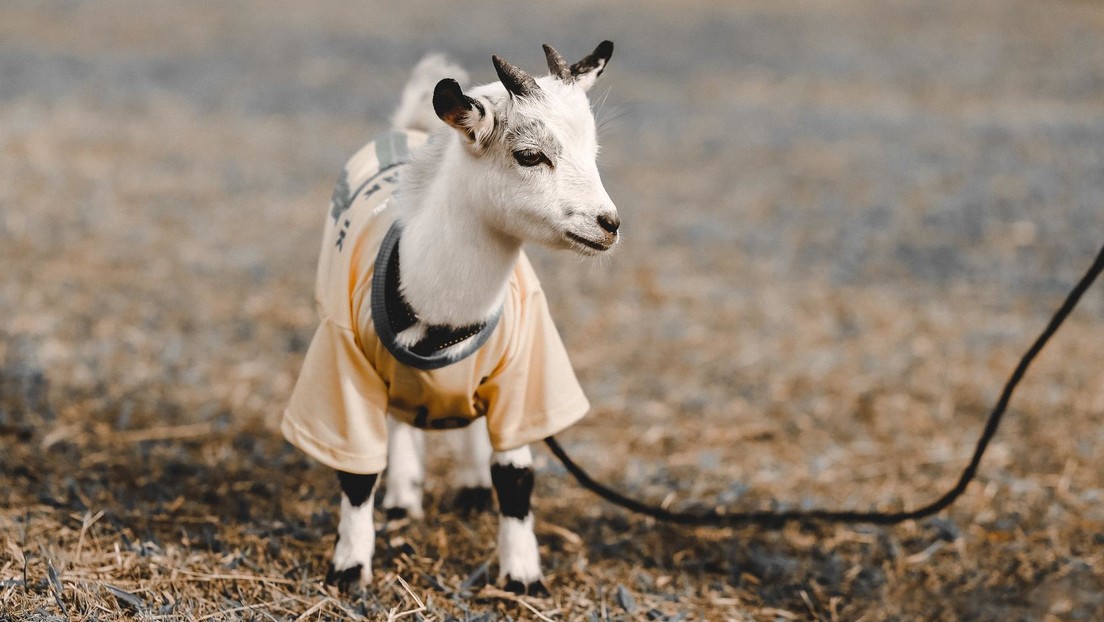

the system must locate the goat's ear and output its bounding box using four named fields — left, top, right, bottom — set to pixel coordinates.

left=433, top=78, right=494, bottom=145
left=492, top=55, right=540, bottom=99
left=570, top=40, right=614, bottom=92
